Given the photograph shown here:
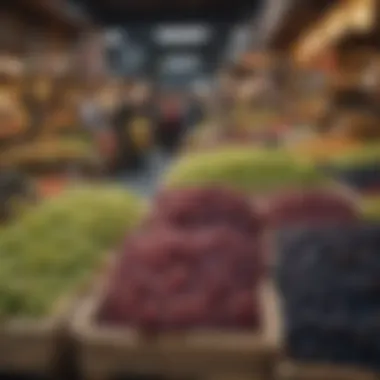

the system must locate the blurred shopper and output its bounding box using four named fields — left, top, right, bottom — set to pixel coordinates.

left=80, top=84, right=116, bottom=171
left=112, top=81, right=153, bottom=171
left=156, top=94, right=185, bottom=153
